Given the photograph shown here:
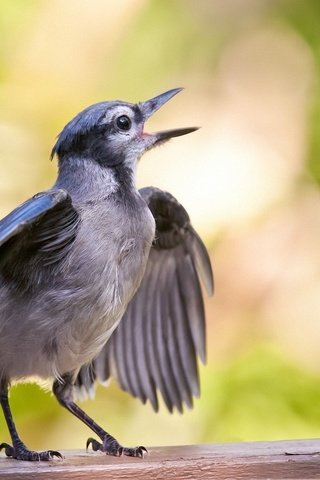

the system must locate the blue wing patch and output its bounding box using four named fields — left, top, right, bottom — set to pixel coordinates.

left=0, top=189, right=70, bottom=247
